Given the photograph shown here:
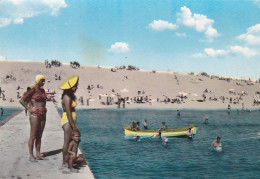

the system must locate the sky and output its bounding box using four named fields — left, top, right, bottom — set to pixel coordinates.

left=0, top=0, right=260, bottom=79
